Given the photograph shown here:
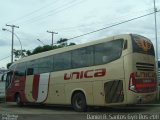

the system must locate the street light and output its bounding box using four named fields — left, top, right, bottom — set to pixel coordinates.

left=2, top=28, right=23, bottom=60
left=37, top=39, right=45, bottom=45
